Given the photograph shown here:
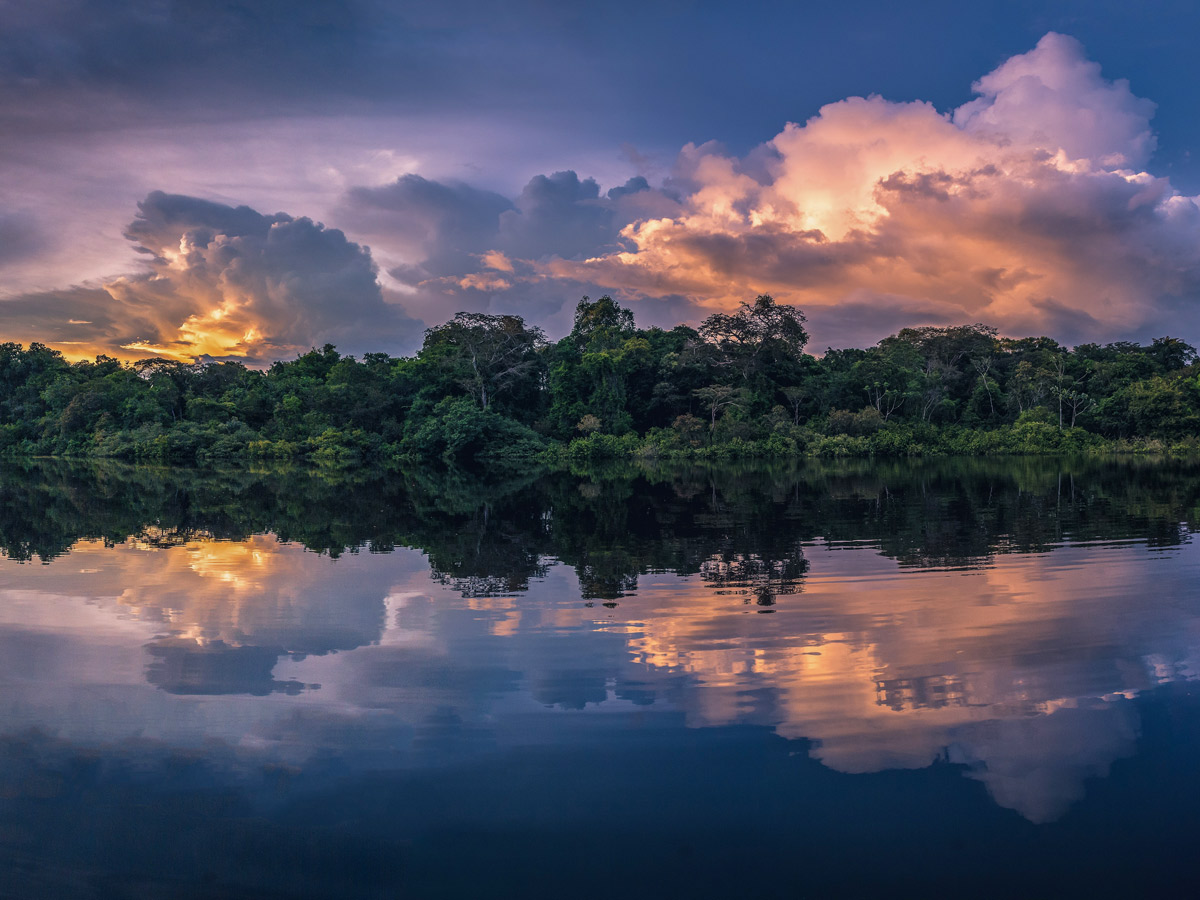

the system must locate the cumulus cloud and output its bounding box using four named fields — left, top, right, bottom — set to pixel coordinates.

left=349, top=33, right=1200, bottom=348
left=342, top=175, right=515, bottom=284
left=6, top=33, right=1198, bottom=357
left=337, top=170, right=678, bottom=330
left=953, top=32, right=1157, bottom=168
left=559, top=33, right=1200, bottom=346
left=0, top=191, right=421, bottom=363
